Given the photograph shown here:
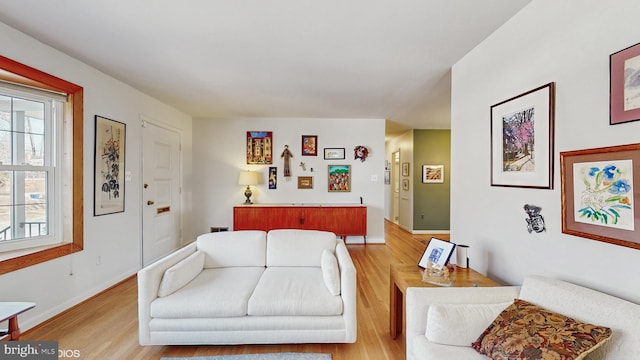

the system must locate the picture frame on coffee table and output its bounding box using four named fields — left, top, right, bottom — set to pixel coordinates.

left=418, top=238, right=456, bottom=269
